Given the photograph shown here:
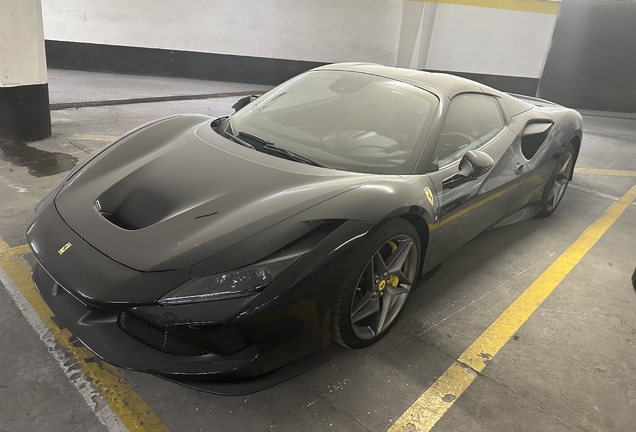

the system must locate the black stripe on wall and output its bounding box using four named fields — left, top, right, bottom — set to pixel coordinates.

left=0, top=84, right=51, bottom=142
left=45, top=40, right=539, bottom=96
left=45, top=40, right=327, bottom=87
